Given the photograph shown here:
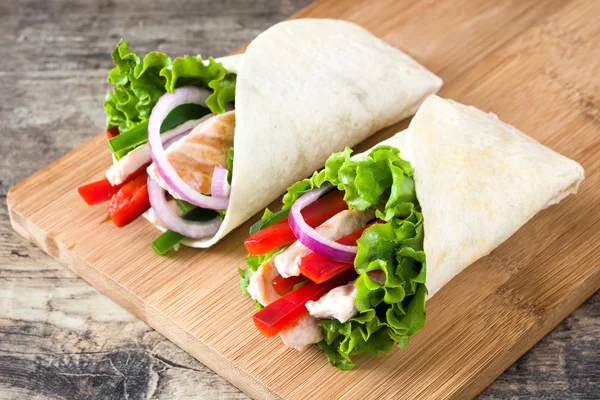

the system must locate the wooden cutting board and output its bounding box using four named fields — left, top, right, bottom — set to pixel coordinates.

left=7, top=0, right=600, bottom=398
